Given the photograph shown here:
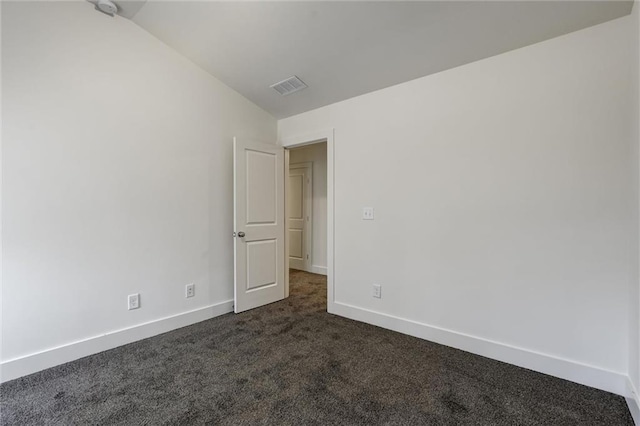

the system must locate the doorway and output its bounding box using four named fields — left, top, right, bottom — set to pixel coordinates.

left=285, top=142, right=328, bottom=305
left=287, top=142, right=327, bottom=274
left=282, top=130, right=334, bottom=313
